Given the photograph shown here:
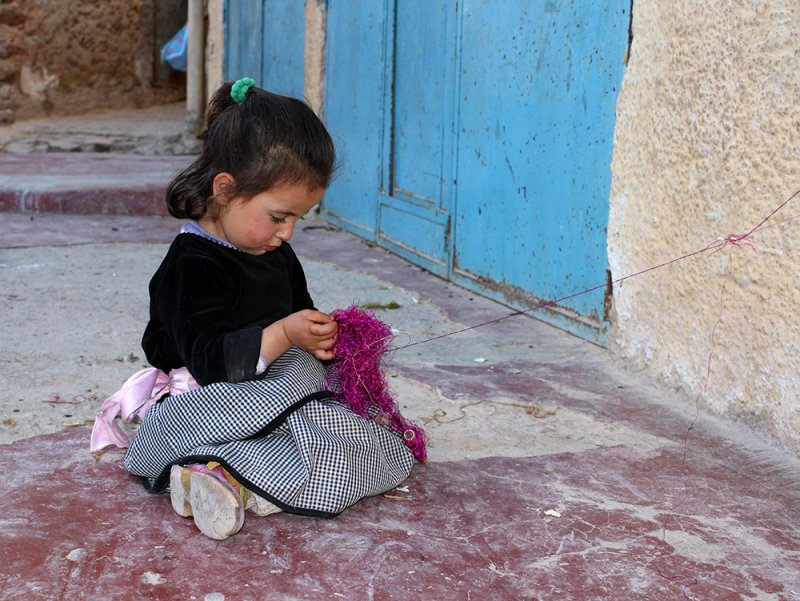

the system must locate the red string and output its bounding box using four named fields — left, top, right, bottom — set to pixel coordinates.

left=646, top=191, right=797, bottom=592
left=390, top=187, right=800, bottom=352
left=649, top=242, right=738, bottom=594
